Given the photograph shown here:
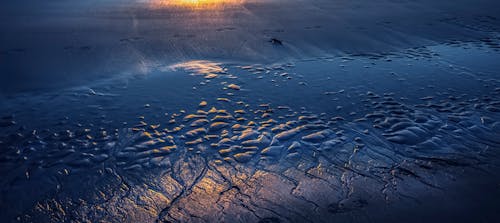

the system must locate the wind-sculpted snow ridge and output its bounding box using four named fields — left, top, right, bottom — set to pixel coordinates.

left=2, top=91, right=500, bottom=222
